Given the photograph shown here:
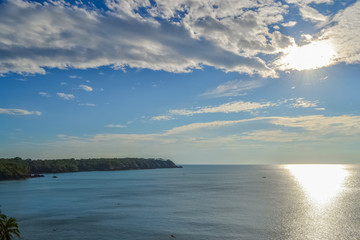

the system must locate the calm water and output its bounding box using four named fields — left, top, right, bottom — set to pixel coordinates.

left=1, top=165, right=360, bottom=240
